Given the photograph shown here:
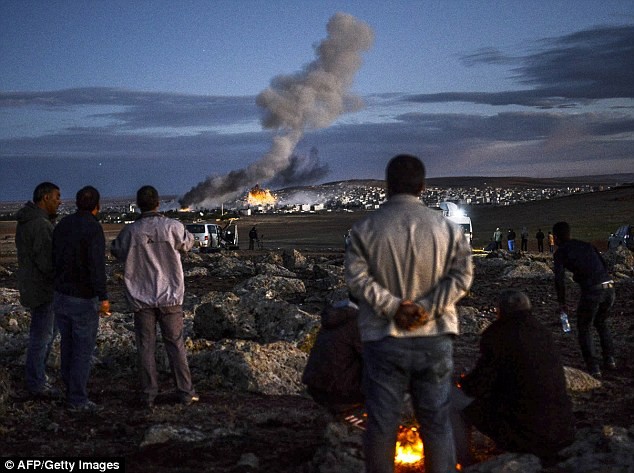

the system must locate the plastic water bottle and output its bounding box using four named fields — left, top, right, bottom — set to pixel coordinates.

left=560, top=312, right=571, bottom=333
